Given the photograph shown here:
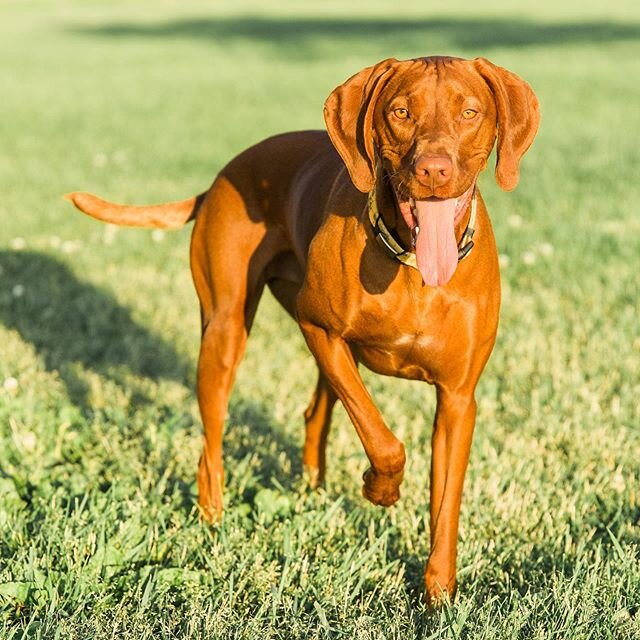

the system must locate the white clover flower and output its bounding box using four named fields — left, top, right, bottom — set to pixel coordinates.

left=93, top=152, right=108, bottom=168
left=49, top=235, right=61, bottom=249
left=507, top=214, right=523, bottom=228
left=12, top=284, right=25, bottom=297
left=610, top=396, right=621, bottom=416
left=498, top=254, right=510, bottom=268
left=19, top=431, right=37, bottom=451
left=151, top=229, right=165, bottom=243
left=538, top=242, right=554, bottom=256
left=61, top=240, right=80, bottom=254
left=10, top=237, right=26, bottom=250
left=611, top=466, right=625, bottom=493
left=3, top=377, right=18, bottom=393
left=521, top=251, right=536, bottom=265
left=104, top=224, right=118, bottom=245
